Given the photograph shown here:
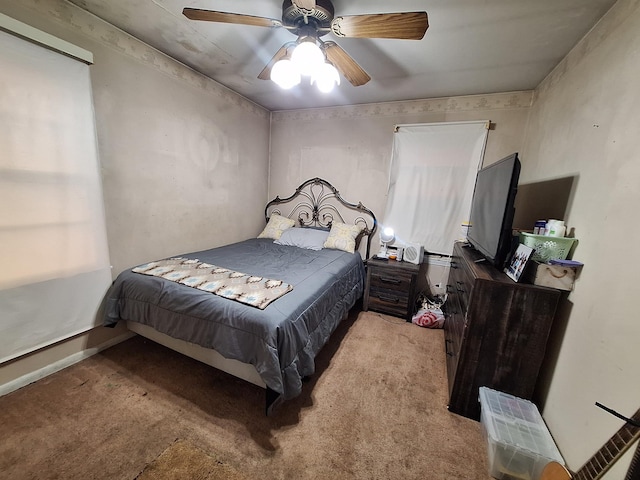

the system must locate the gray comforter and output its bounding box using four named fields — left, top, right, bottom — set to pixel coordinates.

left=104, top=238, right=365, bottom=399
